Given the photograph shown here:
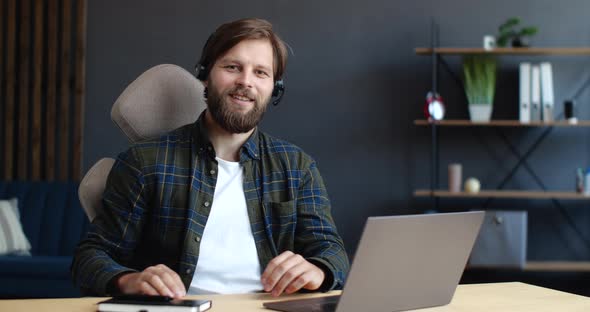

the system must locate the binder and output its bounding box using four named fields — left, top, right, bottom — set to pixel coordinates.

left=540, top=62, right=555, bottom=122
left=519, top=63, right=531, bottom=123
left=530, top=65, right=542, bottom=121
